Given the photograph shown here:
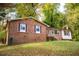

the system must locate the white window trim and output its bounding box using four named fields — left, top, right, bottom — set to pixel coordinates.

left=19, top=23, right=26, bottom=32
left=35, top=25, right=41, bottom=33
left=61, top=30, right=72, bottom=39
